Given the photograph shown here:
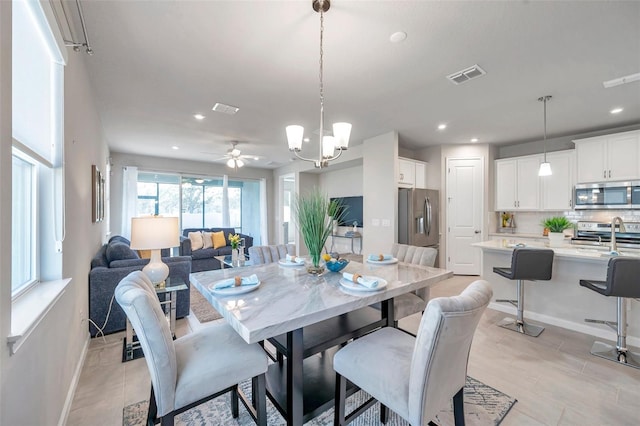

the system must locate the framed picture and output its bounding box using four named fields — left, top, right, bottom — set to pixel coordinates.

left=92, top=165, right=105, bottom=223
